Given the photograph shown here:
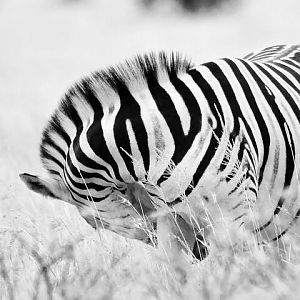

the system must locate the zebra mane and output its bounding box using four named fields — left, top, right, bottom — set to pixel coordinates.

left=62, top=51, right=193, bottom=110
left=90, top=51, right=193, bottom=93
left=95, top=52, right=192, bottom=91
